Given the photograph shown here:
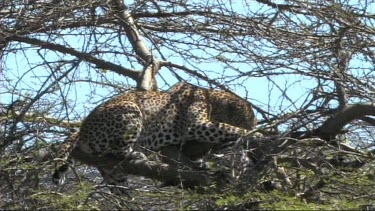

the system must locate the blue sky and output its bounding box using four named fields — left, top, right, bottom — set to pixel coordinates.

left=1, top=0, right=373, bottom=127
left=0, top=38, right=318, bottom=122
